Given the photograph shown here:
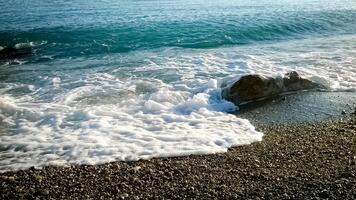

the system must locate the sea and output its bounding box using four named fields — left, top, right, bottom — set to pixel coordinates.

left=0, top=0, right=355, bottom=172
